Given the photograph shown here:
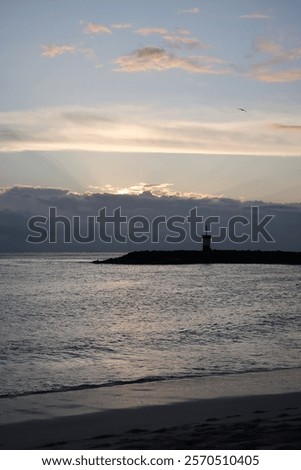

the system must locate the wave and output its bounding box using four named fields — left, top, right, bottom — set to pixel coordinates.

left=1, top=365, right=300, bottom=400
